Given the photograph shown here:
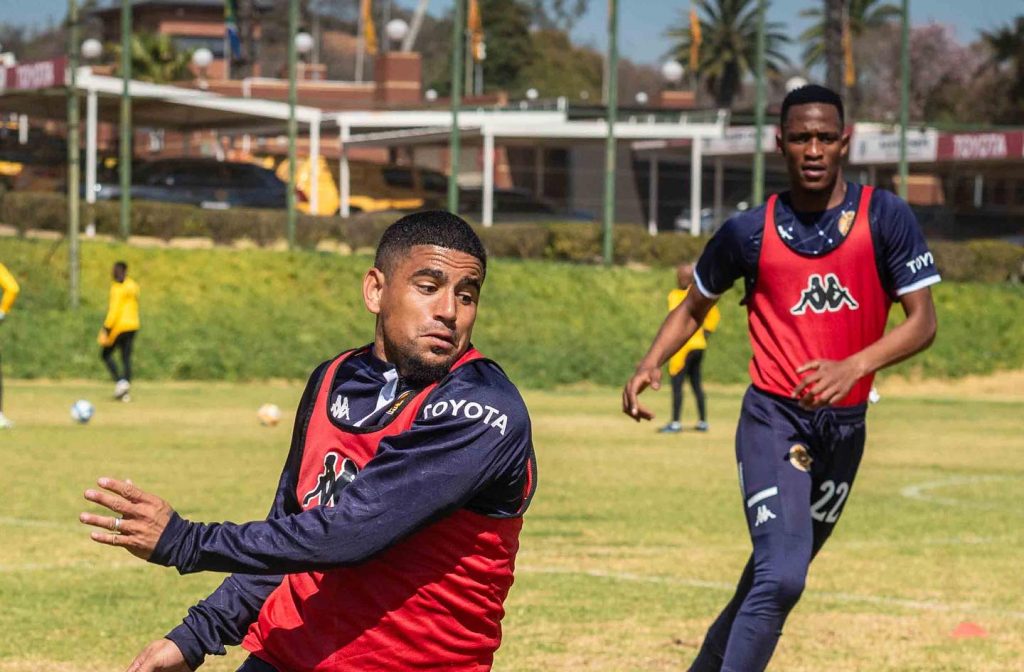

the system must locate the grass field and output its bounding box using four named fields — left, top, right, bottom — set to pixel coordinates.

left=0, top=377, right=1021, bottom=671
